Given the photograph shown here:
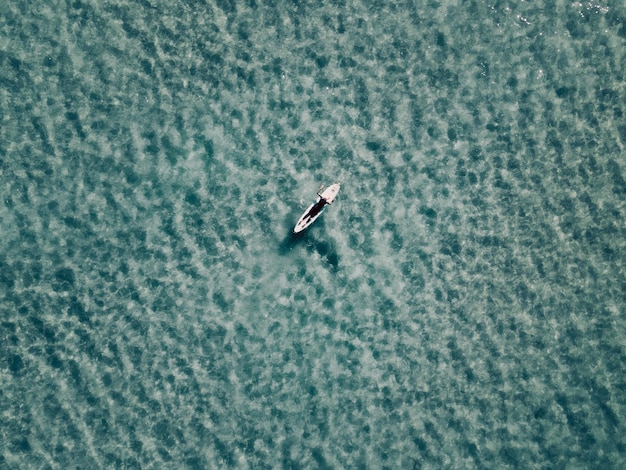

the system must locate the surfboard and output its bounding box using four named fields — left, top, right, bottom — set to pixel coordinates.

left=293, top=183, right=340, bottom=234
